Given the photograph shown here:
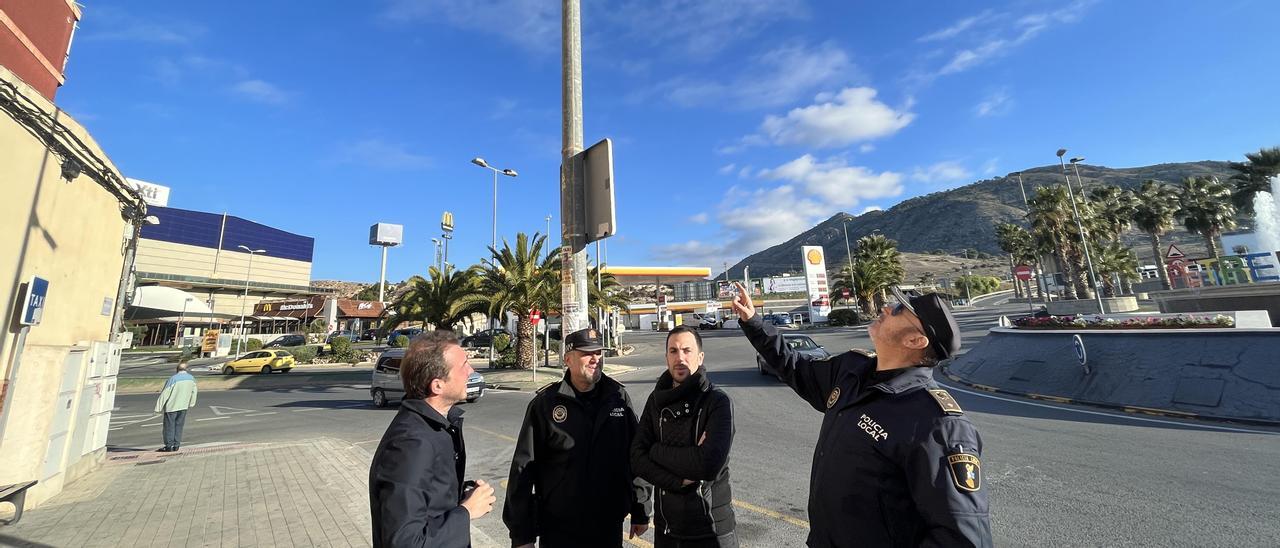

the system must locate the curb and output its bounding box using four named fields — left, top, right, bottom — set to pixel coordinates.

left=939, top=365, right=1280, bottom=429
